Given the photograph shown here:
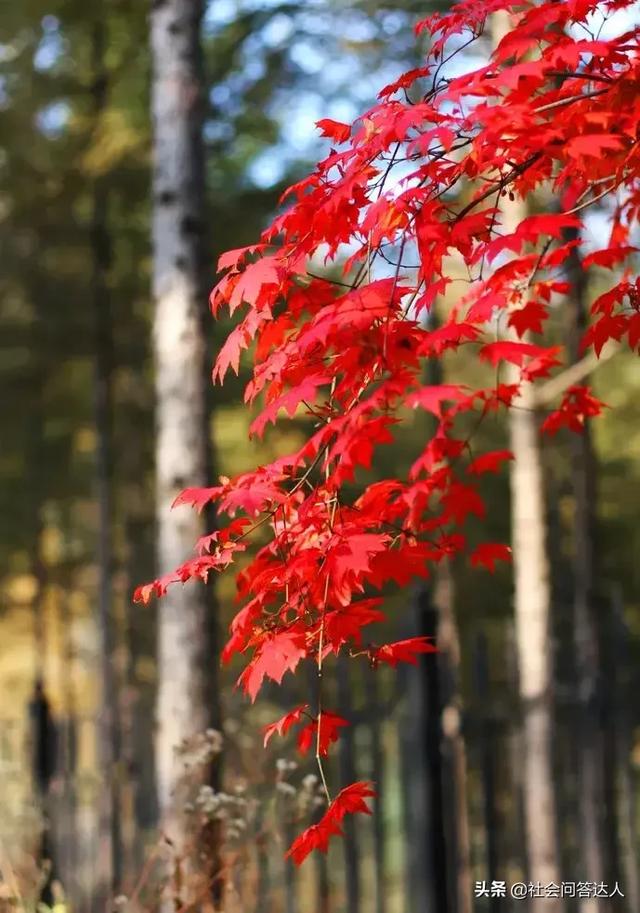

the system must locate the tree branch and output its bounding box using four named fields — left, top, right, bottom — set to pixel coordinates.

left=533, top=342, right=619, bottom=407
